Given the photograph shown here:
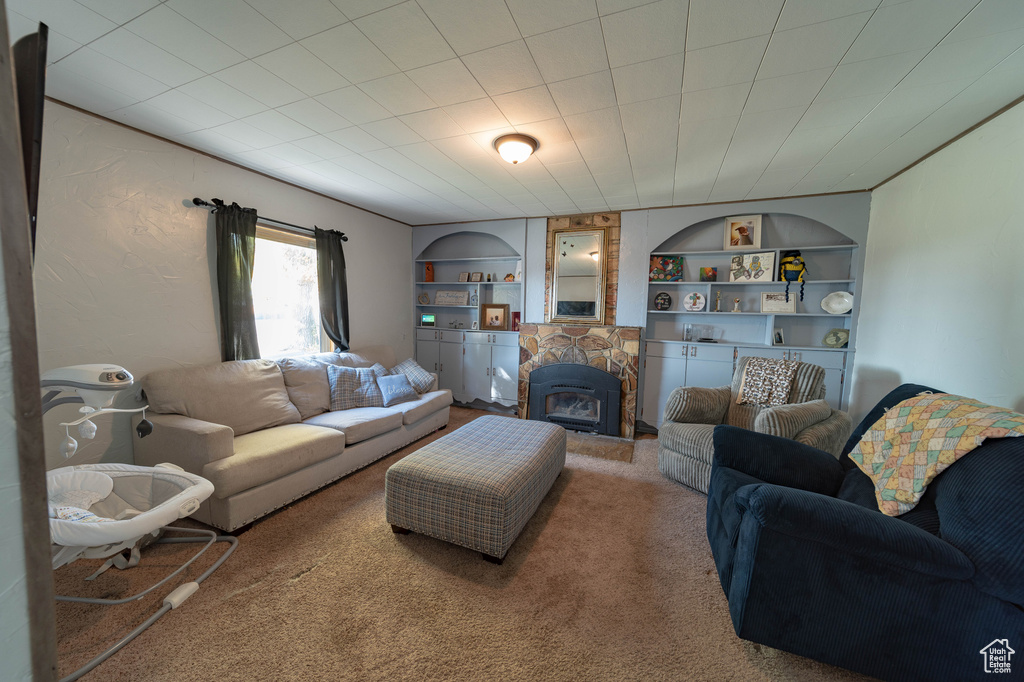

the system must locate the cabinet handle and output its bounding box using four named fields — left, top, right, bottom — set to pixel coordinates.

left=434, top=330, right=438, bottom=340
left=434, top=362, right=438, bottom=371
left=792, top=351, right=802, bottom=362
left=440, top=363, right=443, bottom=372
left=486, top=367, right=490, bottom=376
left=690, top=346, right=697, bottom=357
